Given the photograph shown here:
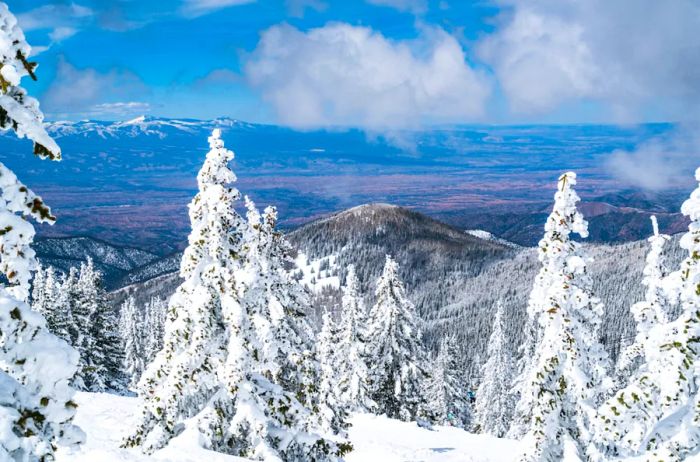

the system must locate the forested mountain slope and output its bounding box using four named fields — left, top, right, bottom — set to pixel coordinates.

left=57, top=204, right=684, bottom=376
left=34, top=237, right=160, bottom=290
